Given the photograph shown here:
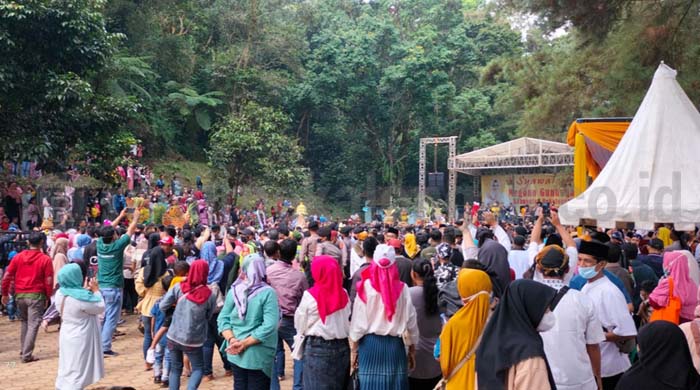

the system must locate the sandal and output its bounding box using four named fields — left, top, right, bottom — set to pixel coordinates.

left=22, top=356, right=40, bottom=363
